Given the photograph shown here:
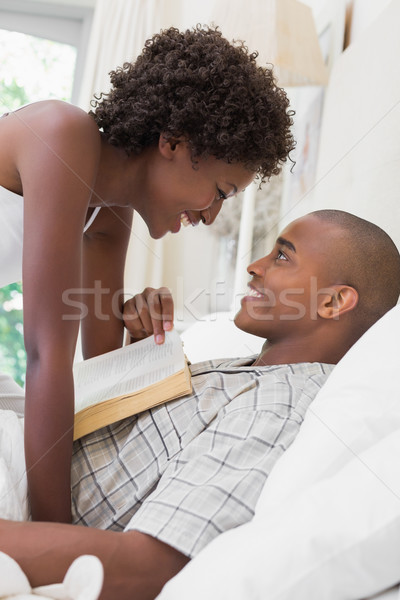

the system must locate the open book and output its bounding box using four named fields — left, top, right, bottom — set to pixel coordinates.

left=73, top=330, right=192, bottom=440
